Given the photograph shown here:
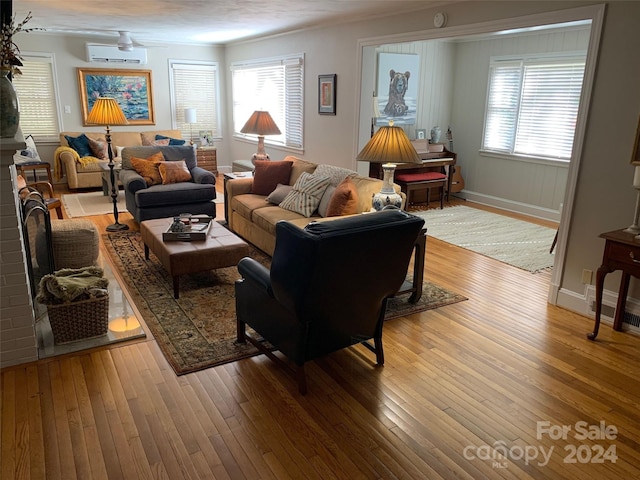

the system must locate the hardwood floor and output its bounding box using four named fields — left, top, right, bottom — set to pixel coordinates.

left=2, top=184, right=639, bottom=479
